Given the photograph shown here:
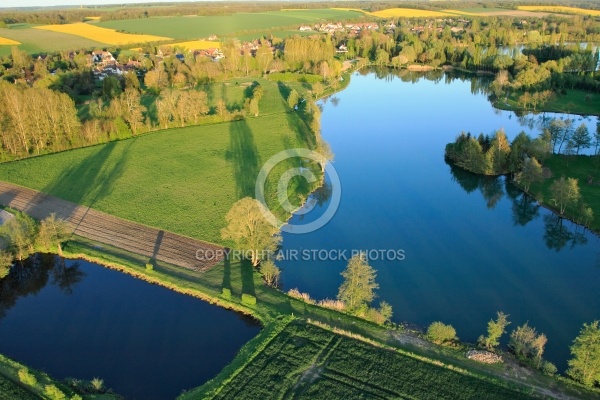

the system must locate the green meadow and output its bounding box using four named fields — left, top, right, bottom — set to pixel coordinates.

left=0, top=78, right=315, bottom=244
left=97, top=9, right=363, bottom=40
